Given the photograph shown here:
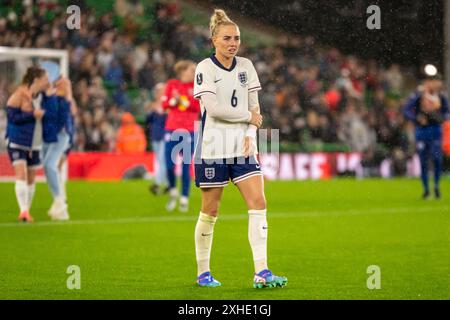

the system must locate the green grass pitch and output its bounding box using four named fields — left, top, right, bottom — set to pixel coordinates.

left=0, top=179, right=448, bottom=300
